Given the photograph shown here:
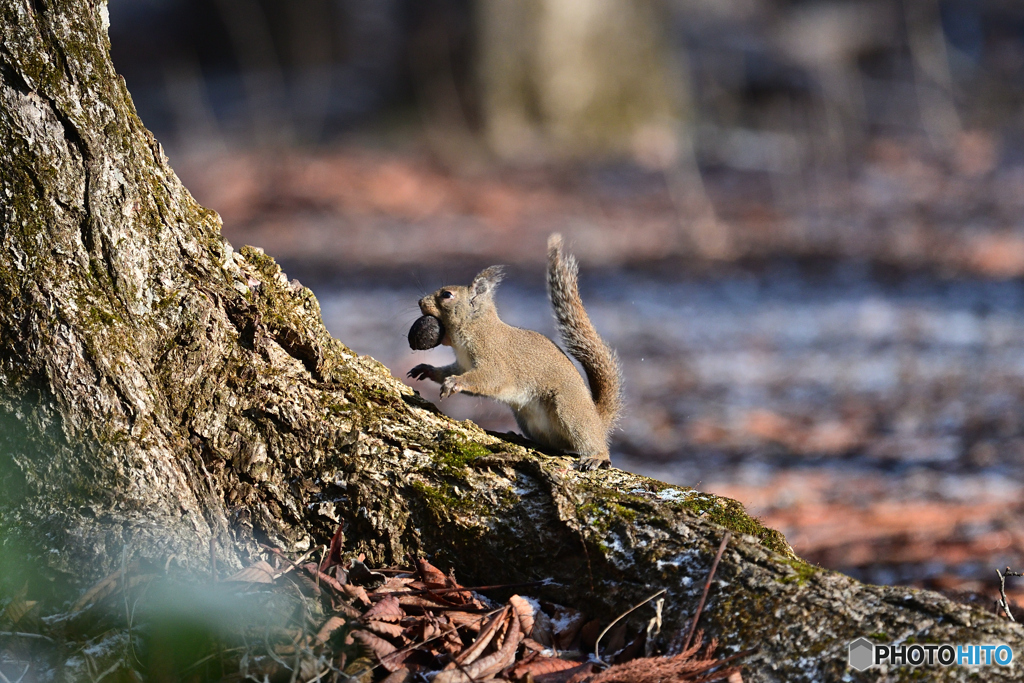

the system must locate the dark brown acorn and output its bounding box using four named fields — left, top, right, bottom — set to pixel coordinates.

left=408, top=315, right=444, bottom=350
